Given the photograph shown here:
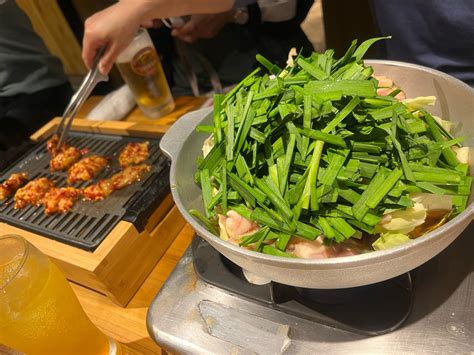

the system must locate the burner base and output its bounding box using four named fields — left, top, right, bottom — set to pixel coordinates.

left=192, top=237, right=413, bottom=335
